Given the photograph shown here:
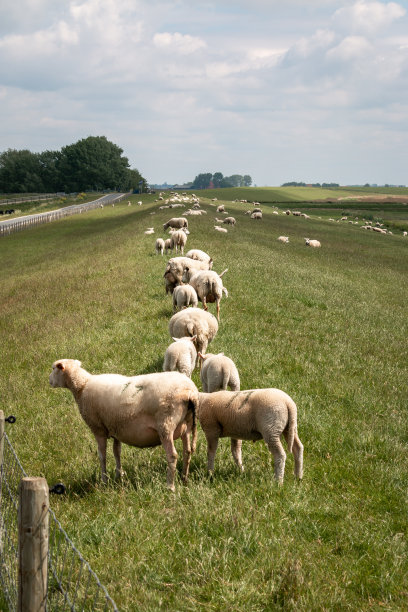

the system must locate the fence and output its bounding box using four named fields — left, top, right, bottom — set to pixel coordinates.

left=0, top=193, right=129, bottom=237
left=0, top=411, right=119, bottom=611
